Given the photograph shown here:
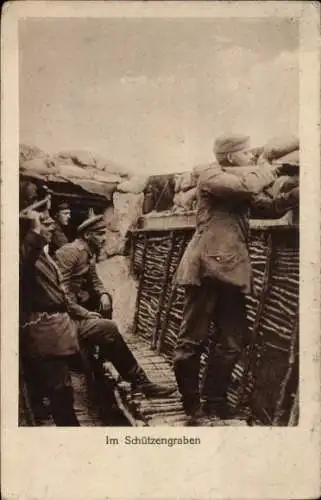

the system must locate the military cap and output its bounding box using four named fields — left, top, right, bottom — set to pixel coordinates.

left=214, top=134, right=251, bottom=155
left=77, top=214, right=106, bottom=234
left=51, top=200, right=70, bottom=214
